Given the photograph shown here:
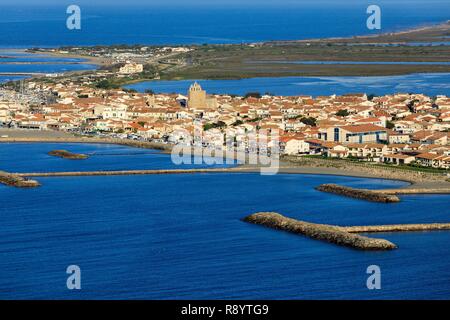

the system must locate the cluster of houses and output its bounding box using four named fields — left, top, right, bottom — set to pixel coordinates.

left=1, top=81, right=450, bottom=169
